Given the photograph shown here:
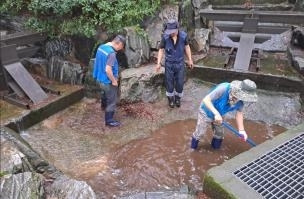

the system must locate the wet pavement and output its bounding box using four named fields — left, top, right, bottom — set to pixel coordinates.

left=18, top=79, right=301, bottom=198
